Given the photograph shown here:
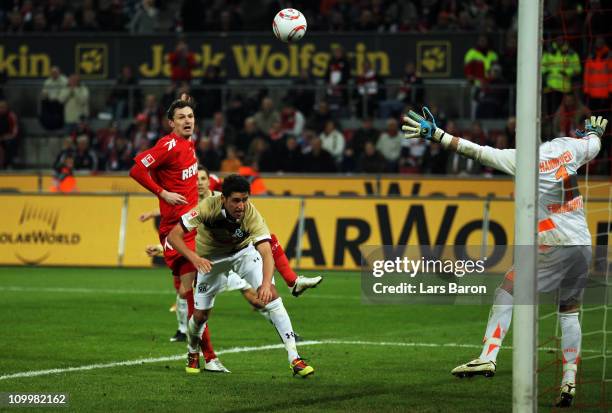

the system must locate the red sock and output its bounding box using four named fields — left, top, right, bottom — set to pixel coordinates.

left=185, top=289, right=194, bottom=318
left=270, top=233, right=297, bottom=287
left=201, top=325, right=216, bottom=362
